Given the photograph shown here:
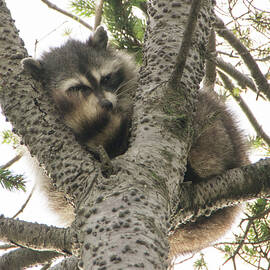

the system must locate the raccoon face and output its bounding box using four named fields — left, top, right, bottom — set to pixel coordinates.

left=22, top=26, right=137, bottom=157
